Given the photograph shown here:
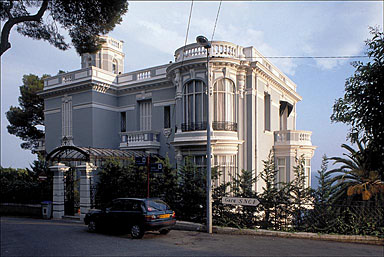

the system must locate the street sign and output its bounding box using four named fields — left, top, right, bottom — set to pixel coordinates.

left=135, top=157, right=147, bottom=166
left=222, top=197, right=259, bottom=206
left=150, top=163, right=163, bottom=173
left=38, top=175, right=47, bottom=181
